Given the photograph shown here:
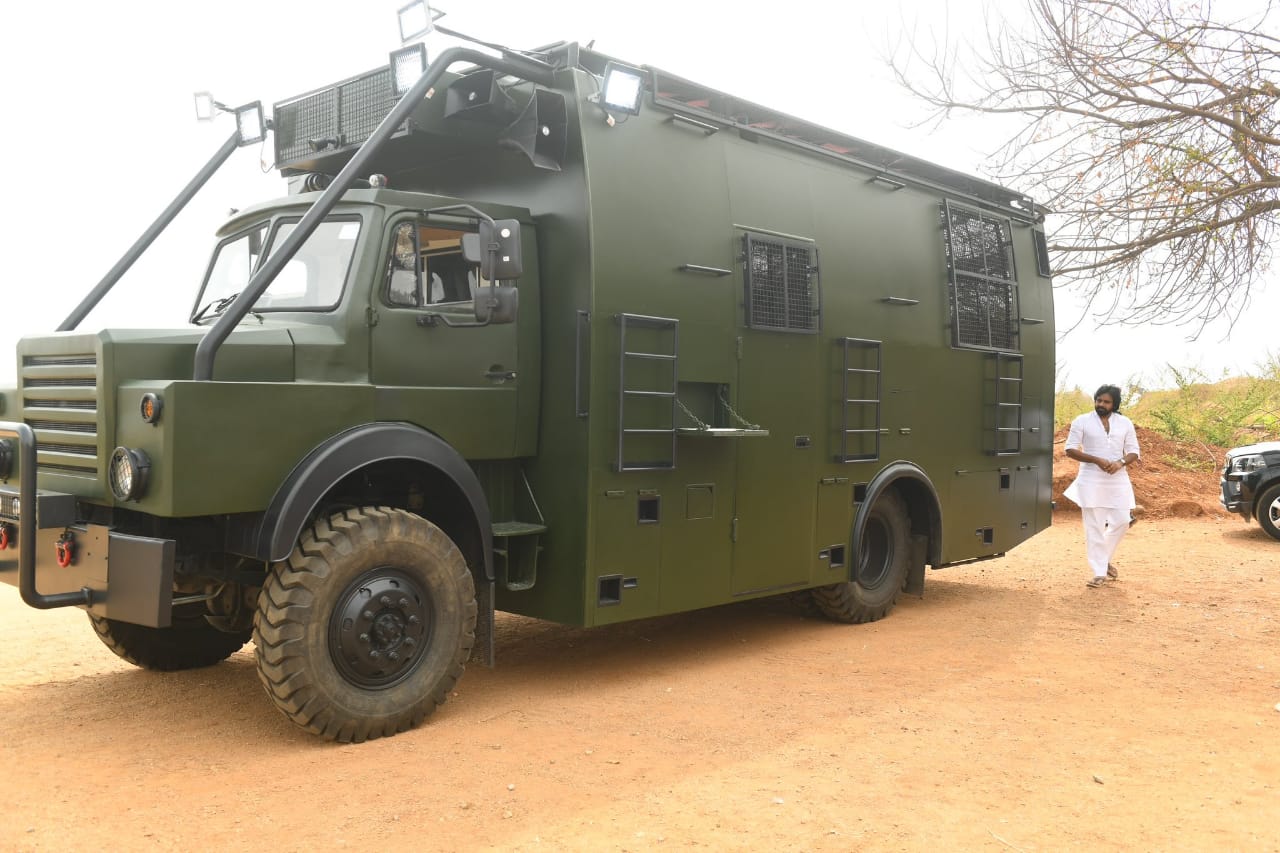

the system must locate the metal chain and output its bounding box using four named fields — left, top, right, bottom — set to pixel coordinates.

left=676, top=398, right=710, bottom=431
left=718, top=388, right=760, bottom=430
